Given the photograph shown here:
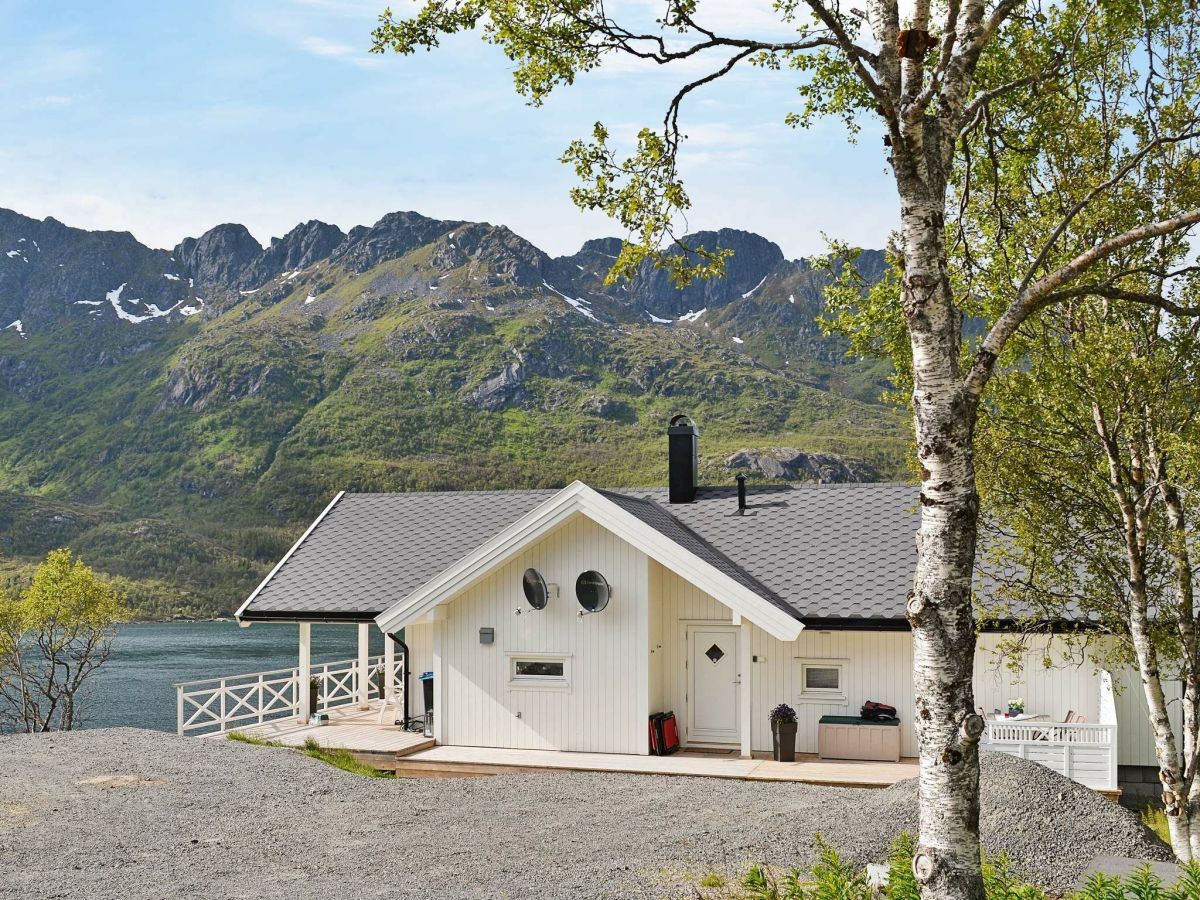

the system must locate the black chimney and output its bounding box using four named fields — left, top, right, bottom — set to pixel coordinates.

left=736, top=474, right=747, bottom=513
left=668, top=415, right=699, bottom=503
